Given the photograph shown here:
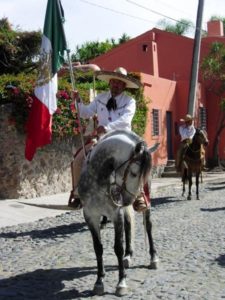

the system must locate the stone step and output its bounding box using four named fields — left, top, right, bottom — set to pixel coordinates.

left=161, top=171, right=179, bottom=178
left=166, top=159, right=176, bottom=166
left=161, top=159, right=178, bottom=178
